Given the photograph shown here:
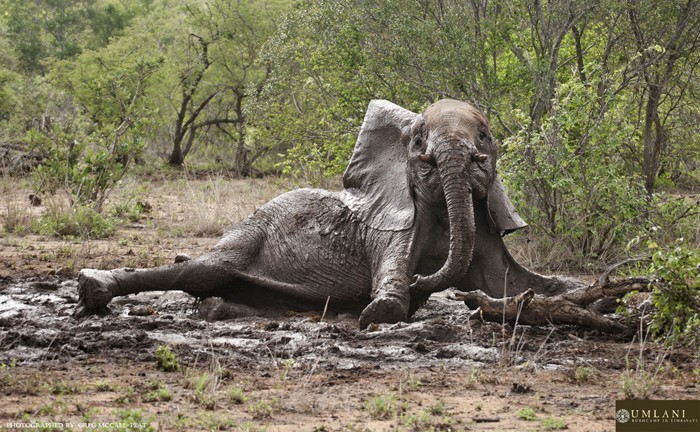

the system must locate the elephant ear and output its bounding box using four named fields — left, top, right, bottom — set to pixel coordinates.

left=341, top=100, right=417, bottom=231
left=486, top=175, right=528, bottom=235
